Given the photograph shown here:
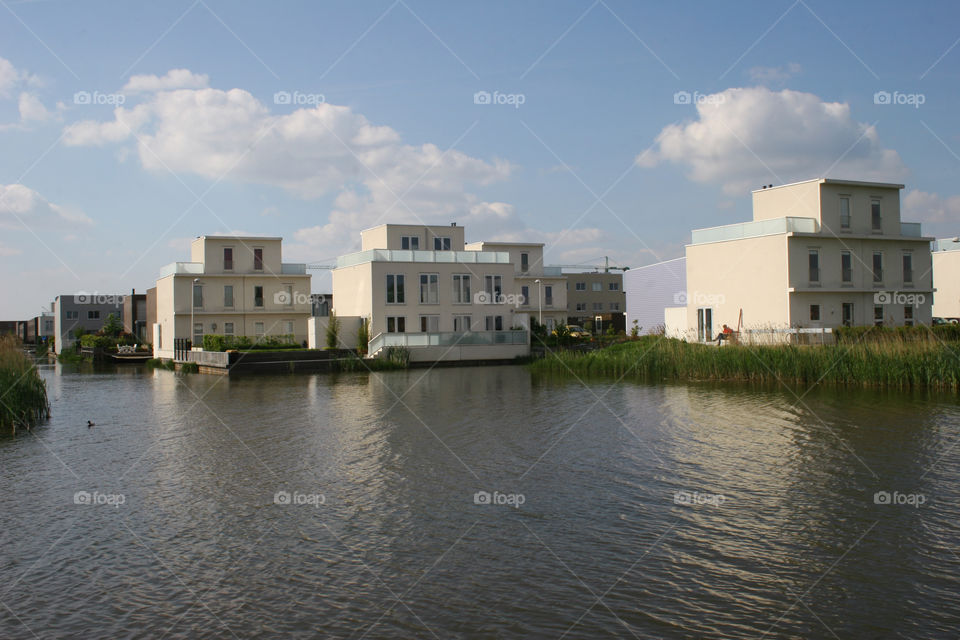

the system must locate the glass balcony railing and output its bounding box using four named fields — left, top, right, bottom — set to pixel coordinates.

left=159, top=262, right=204, bottom=277
left=690, top=217, right=819, bottom=244
left=281, top=263, right=307, bottom=274
left=900, top=222, right=922, bottom=237
left=337, top=249, right=511, bottom=268
left=368, top=330, right=528, bottom=354
left=933, top=238, right=960, bottom=252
